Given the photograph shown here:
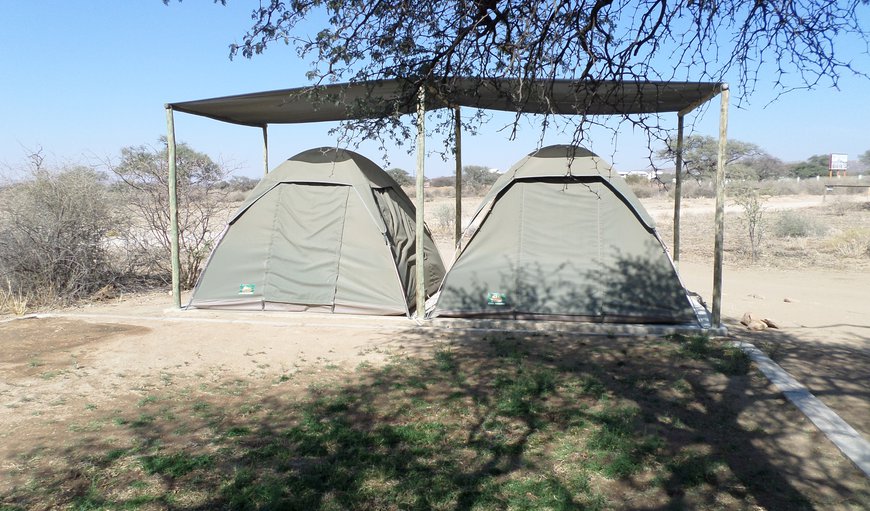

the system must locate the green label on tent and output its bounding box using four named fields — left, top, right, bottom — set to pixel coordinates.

left=238, top=284, right=256, bottom=295
left=486, top=292, right=507, bottom=306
